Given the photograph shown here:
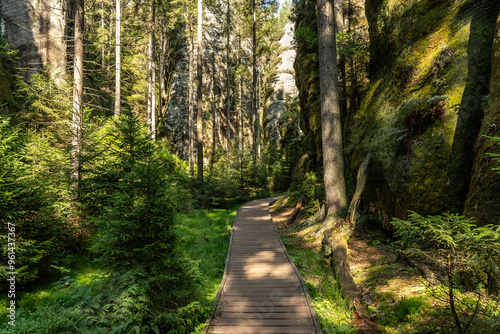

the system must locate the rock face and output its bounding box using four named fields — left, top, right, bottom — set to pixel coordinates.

left=1, top=0, right=68, bottom=83
left=349, top=0, right=500, bottom=227
left=294, top=0, right=500, bottom=227
left=293, top=0, right=321, bottom=169
left=163, top=51, right=190, bottom=159
left=263, top=22, right=299, bottom=146
left=464, top=15, right=500, bottom=225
